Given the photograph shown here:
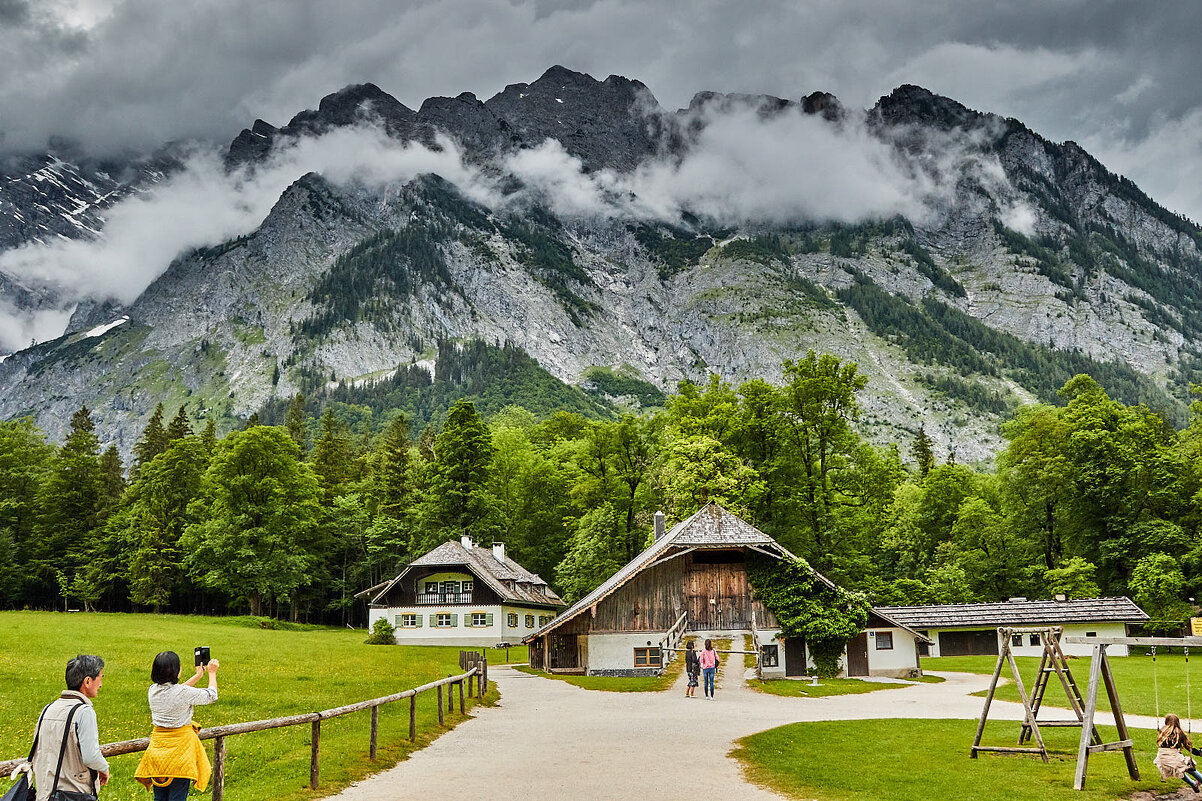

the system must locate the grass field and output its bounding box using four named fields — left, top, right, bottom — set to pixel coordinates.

left=0, top=612, right=515, bottom=801
left=732, top=718, right=1169, bottom=800
left=926, top=653, right=1198, bottom=718
left=746, top=677, right=910, bottom=697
